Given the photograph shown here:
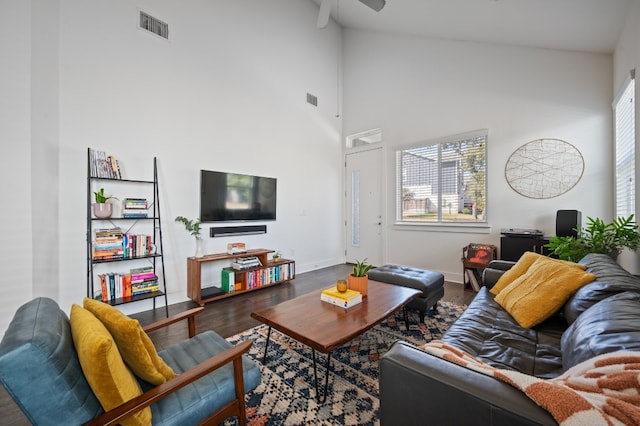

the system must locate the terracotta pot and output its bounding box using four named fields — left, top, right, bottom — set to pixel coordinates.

left=348, top=274, right=368, bottom=296
left=92, top=203, right=112, bottom=219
